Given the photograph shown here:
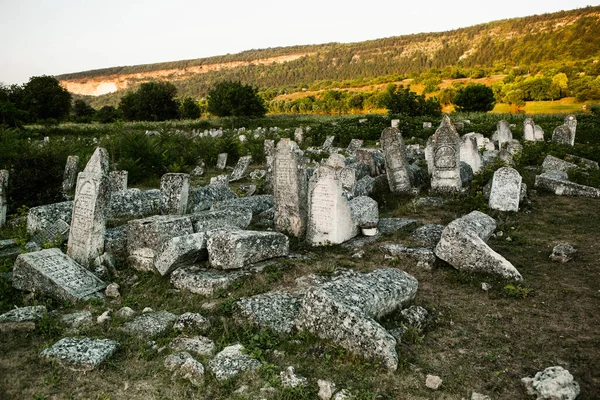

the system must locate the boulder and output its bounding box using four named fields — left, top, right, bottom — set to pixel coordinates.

left=207, top=344, right=261, bottom=381
left=236, top=291, right=301, bottom=334
left=170, top=266, right=248, bottom=296
left=411, top=224, right=444, bottom=246
left=187, top=185, right=237, bottom=212
left=522, top=366, right=580, bottom=400
left=120, top=311, right=178, bottom=339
